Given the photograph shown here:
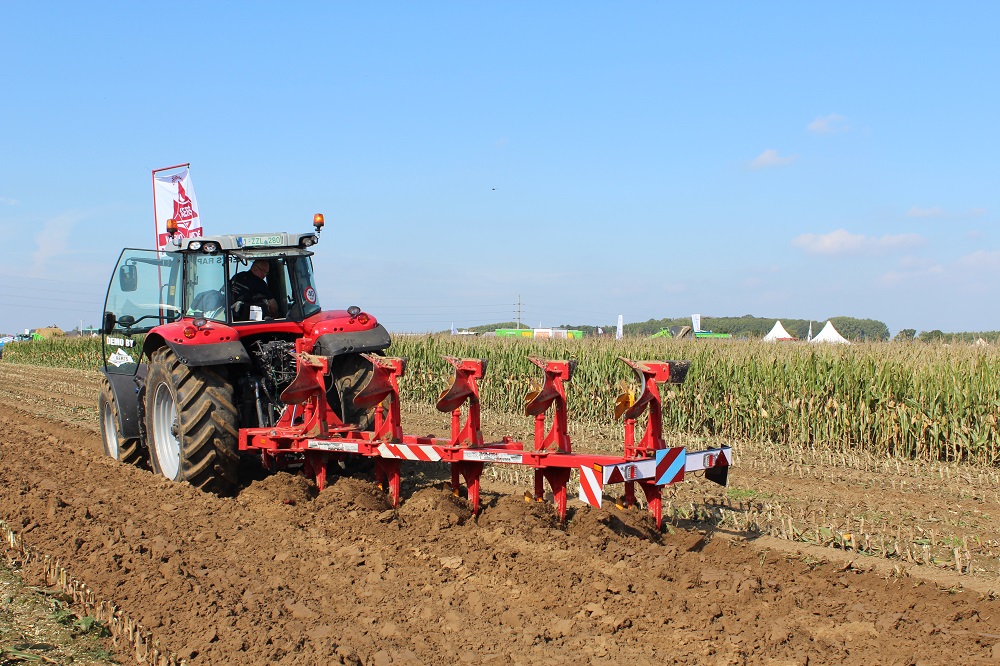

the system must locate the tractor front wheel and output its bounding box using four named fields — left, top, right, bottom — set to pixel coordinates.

left=144, top=347, right=239, bottom=494
left=99, top=375, right=145, bottom=466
